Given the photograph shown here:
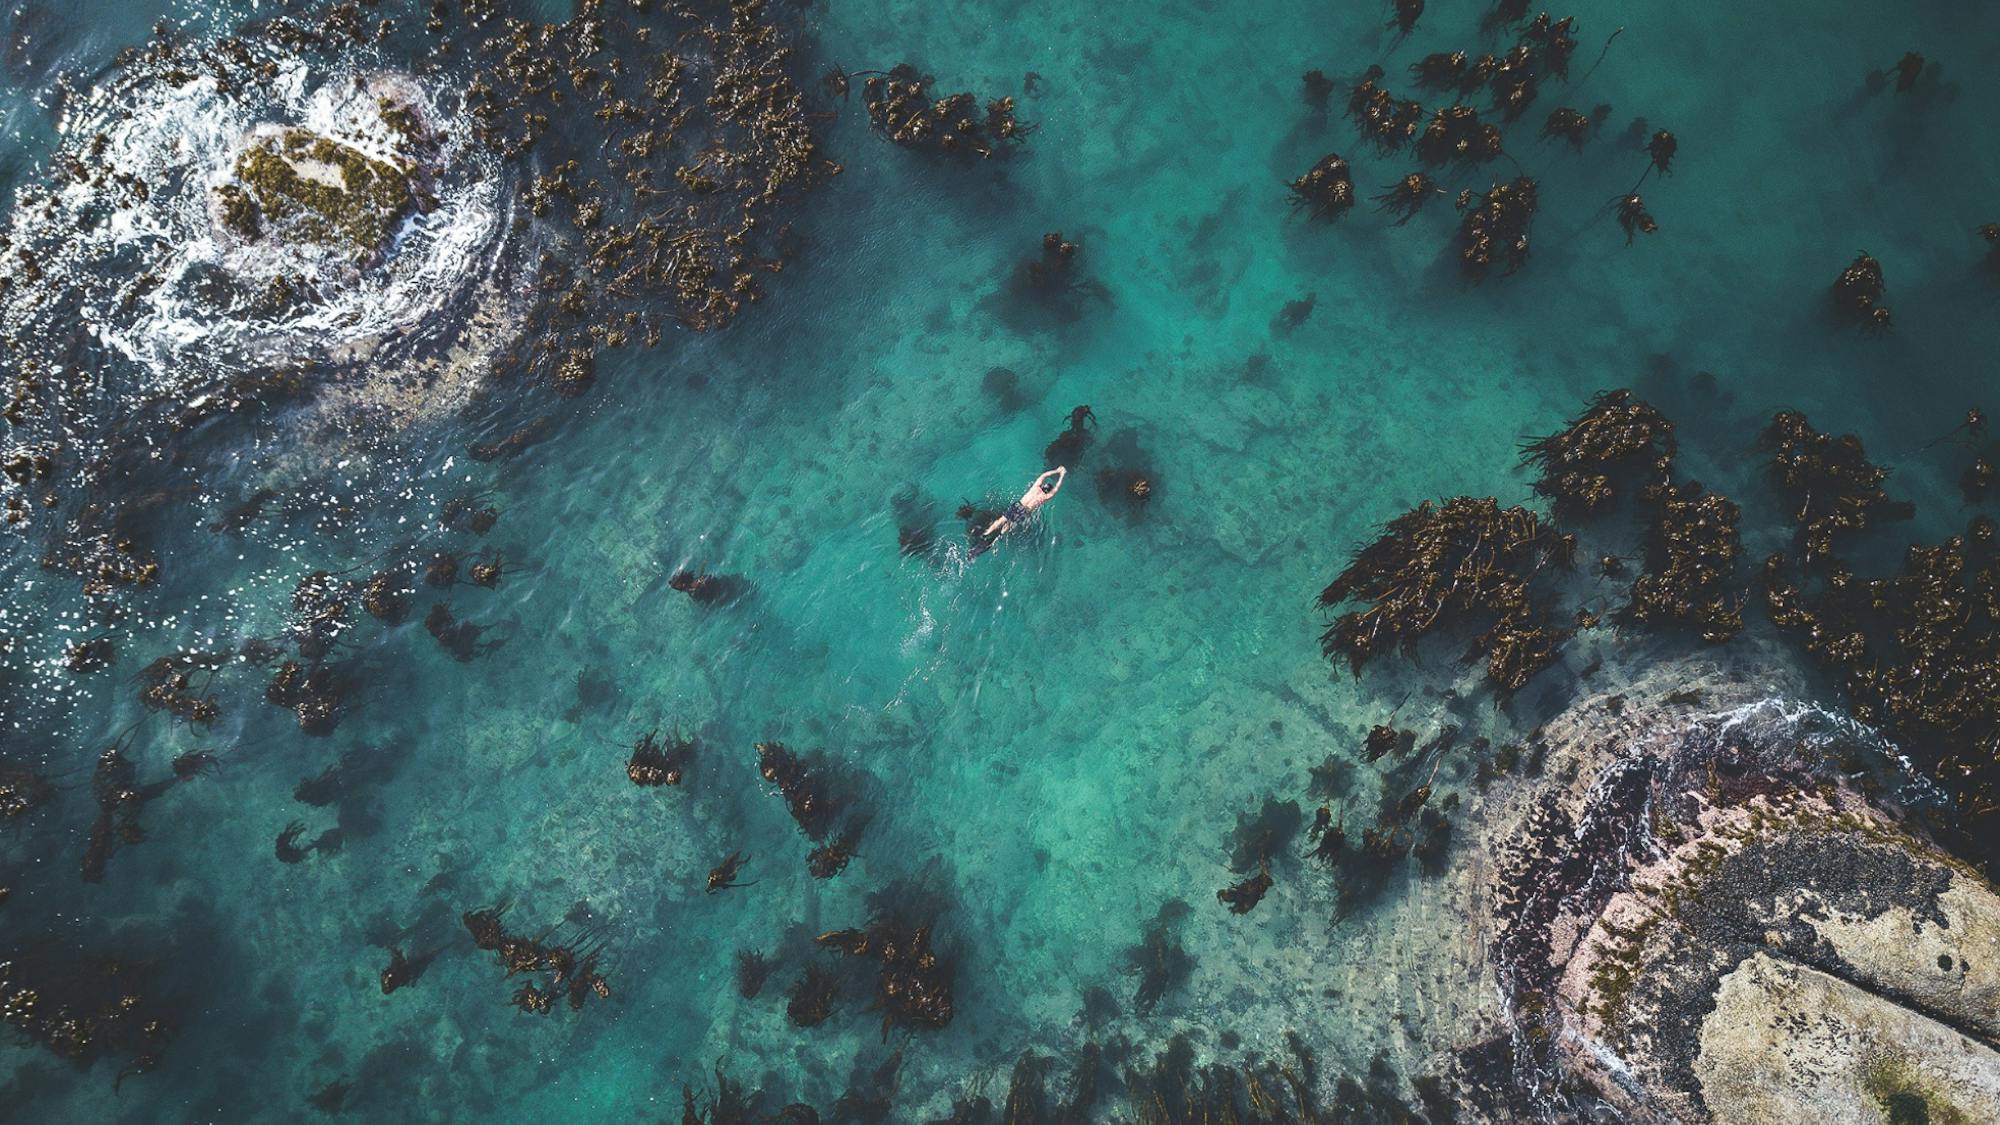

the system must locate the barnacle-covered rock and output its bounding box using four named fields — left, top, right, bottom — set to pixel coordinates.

left=1476, top=670, right=2000, bottom=1122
